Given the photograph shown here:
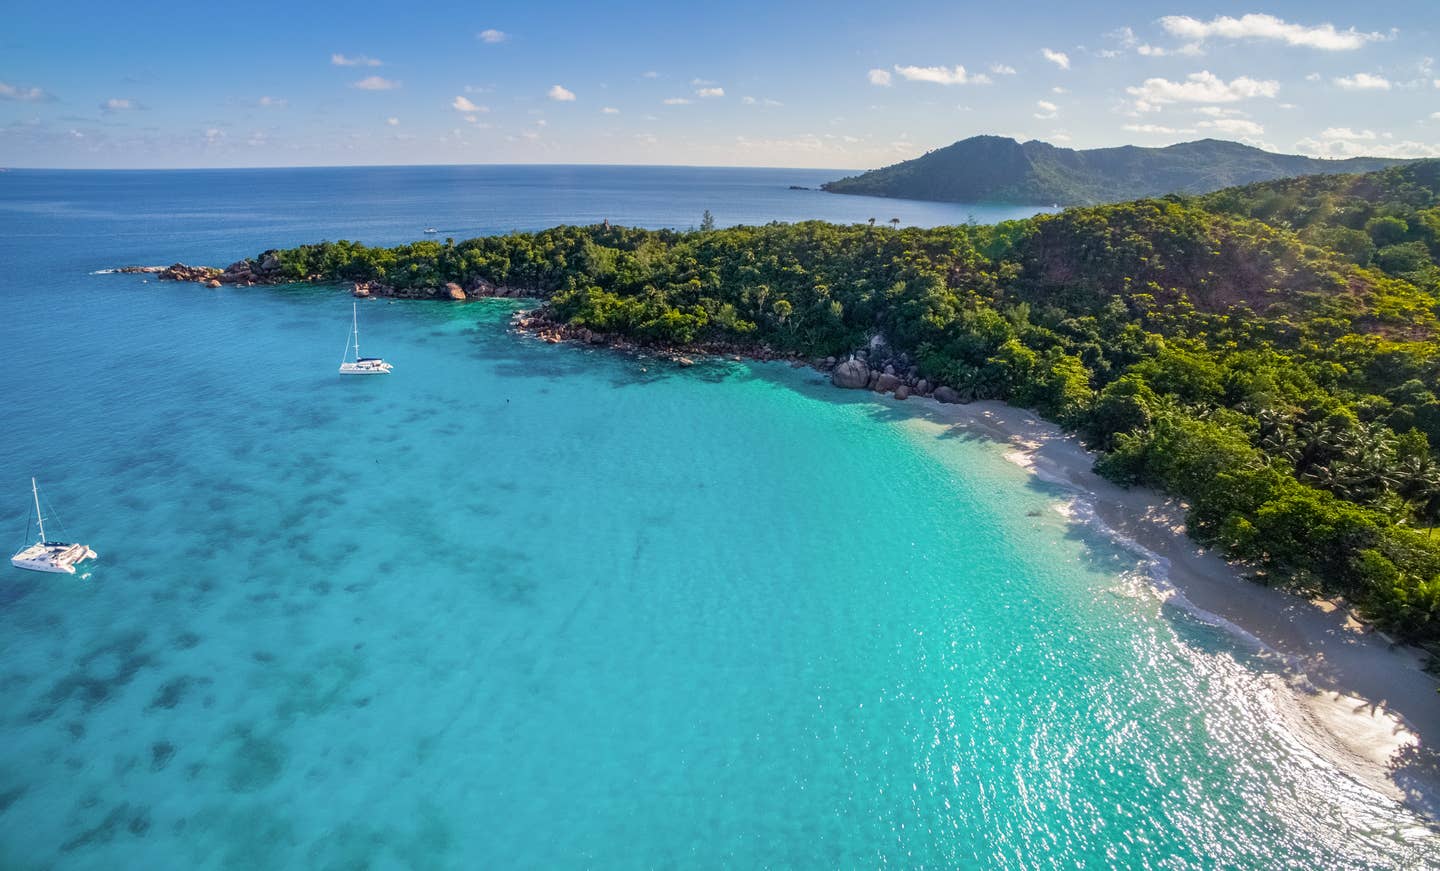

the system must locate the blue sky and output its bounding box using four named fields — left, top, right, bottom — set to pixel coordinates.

left=2, top=1, right=1437, bottom=168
